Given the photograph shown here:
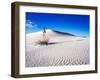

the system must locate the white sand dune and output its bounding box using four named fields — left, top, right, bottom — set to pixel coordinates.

left=25, top=29, right=89, bottom=67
